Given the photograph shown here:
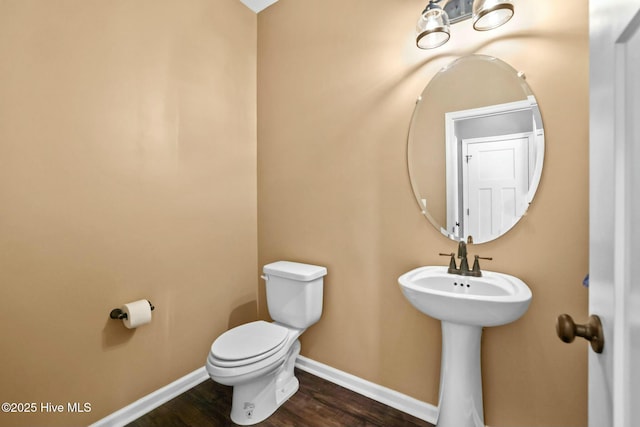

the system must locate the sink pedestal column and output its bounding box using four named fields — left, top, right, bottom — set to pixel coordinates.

left=437, top=321, right=484, bottom=427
